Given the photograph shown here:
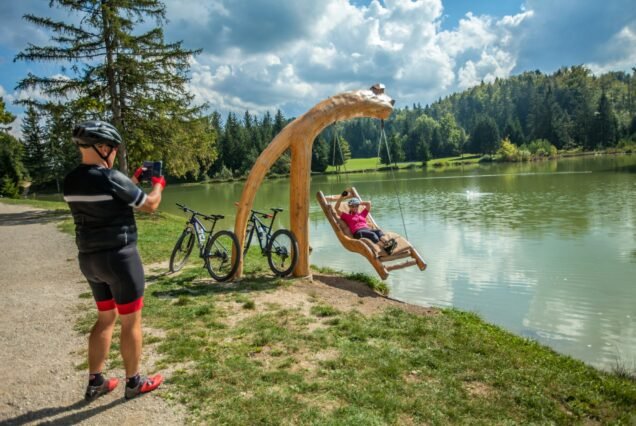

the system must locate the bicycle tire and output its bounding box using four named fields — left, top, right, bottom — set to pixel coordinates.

left=205, top=230, right=241, bottom=282
left=267, top=229, right=299, bottom=277
left=169, top=228, right=195, bottom=272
